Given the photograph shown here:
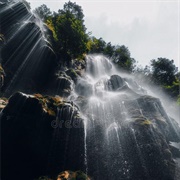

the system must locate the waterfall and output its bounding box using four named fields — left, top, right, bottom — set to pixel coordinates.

left=75, top=54, right=180, bottom=180
left=1, top=1, right=180, bottom=179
